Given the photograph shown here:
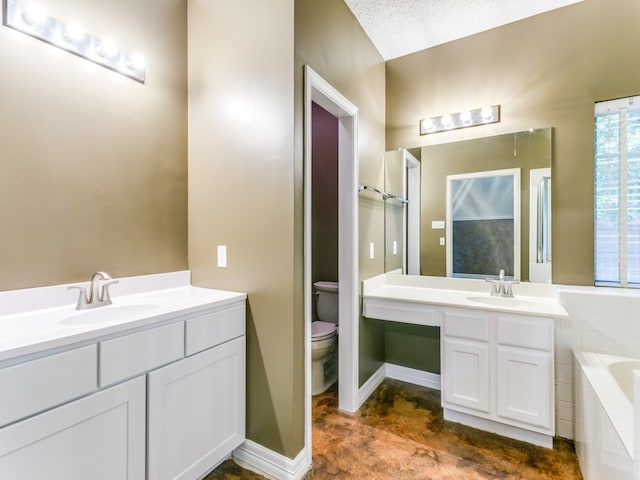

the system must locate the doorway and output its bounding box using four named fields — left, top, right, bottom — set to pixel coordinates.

left=303, top=65, right=359, bottom=464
